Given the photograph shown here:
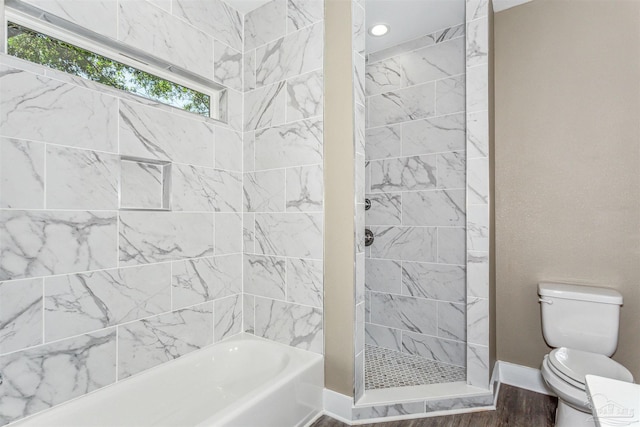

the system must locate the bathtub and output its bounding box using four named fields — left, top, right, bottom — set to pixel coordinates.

left=12, top=334, right=324, bottom=427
